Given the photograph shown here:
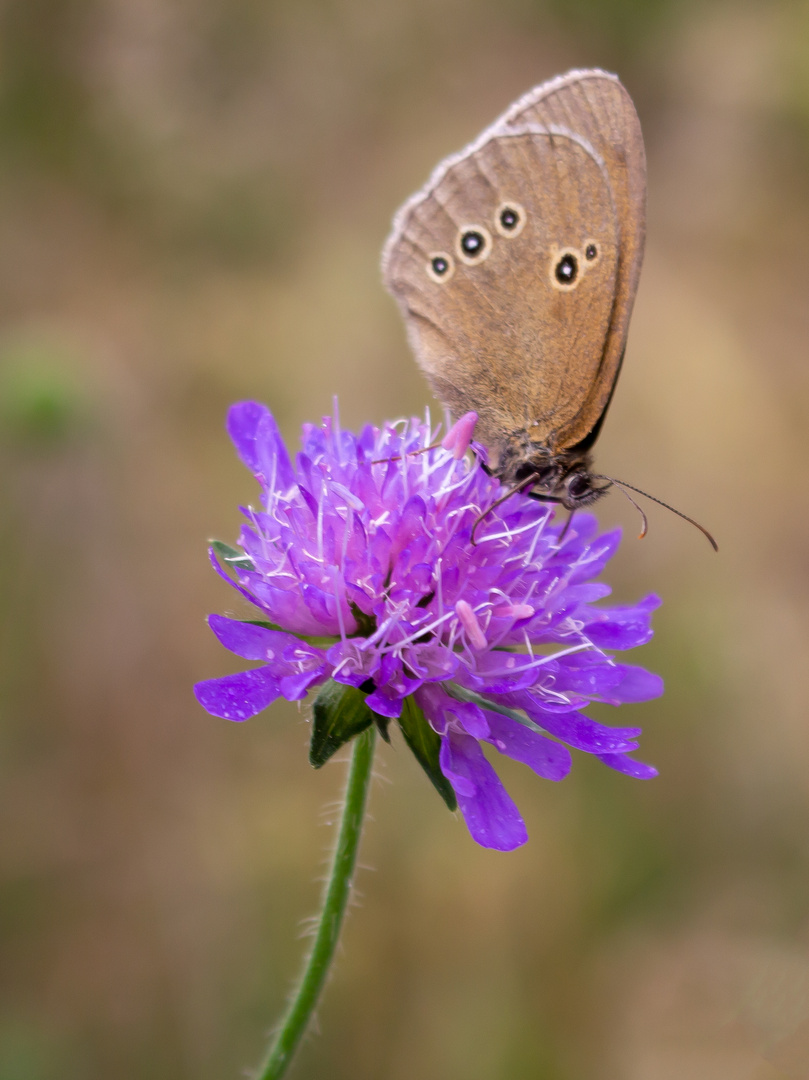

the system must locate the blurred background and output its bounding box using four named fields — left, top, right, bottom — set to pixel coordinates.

left=2, top=0, right=809, bottom=1077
